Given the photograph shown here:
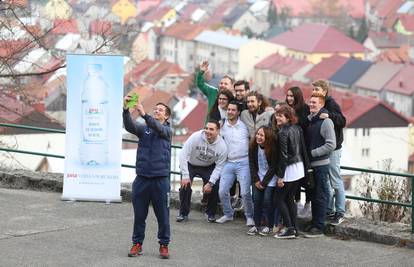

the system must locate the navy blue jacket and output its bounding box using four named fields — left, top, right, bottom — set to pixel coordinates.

left=123, top=109, right=172, bottom=178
